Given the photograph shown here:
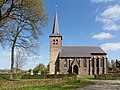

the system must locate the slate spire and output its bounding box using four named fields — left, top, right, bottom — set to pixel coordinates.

left=50, top=12, right=62, bottom=37
left=52, top=12, right=59, bottom=34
